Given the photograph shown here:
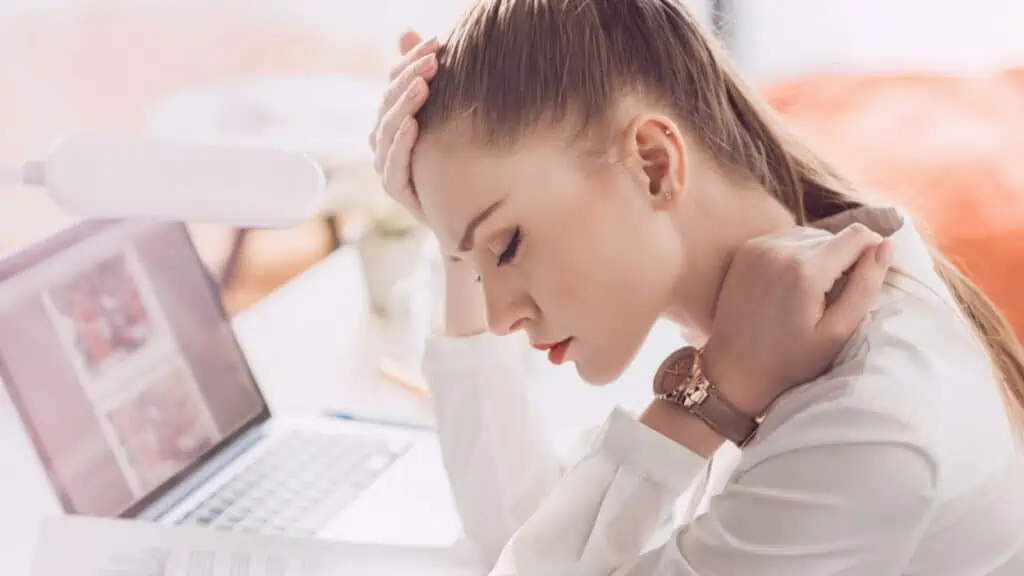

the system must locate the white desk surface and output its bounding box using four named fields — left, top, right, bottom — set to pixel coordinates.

left=0, top=246, right=682, bottom=575
left=232, top=247, right=680, bottom=441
